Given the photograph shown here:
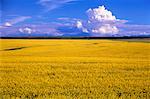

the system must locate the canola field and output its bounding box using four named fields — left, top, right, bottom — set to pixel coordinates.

left=0, top=39, right=150, bottom=99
